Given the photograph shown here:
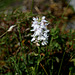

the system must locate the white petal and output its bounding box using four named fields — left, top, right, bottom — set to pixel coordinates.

left=42, top=16, right=45, bottom=20
left=33, top=17, right=36, bottom=20
left=31, top=29, right=34, bottom=31
left=41, top=20, right=48, bottom=23
left=45, top=23, right=49, bottom=26
left=41, top=42, right=45, bottom=45
left=31, top=38, right=35, bottom=42
left=42, top=41, right=47, bottom=45
left=41, top=36, right=46, bottom=40
left=44, top=30, right=49, bottom=33
left=37, top=36, right=41, bottom=41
